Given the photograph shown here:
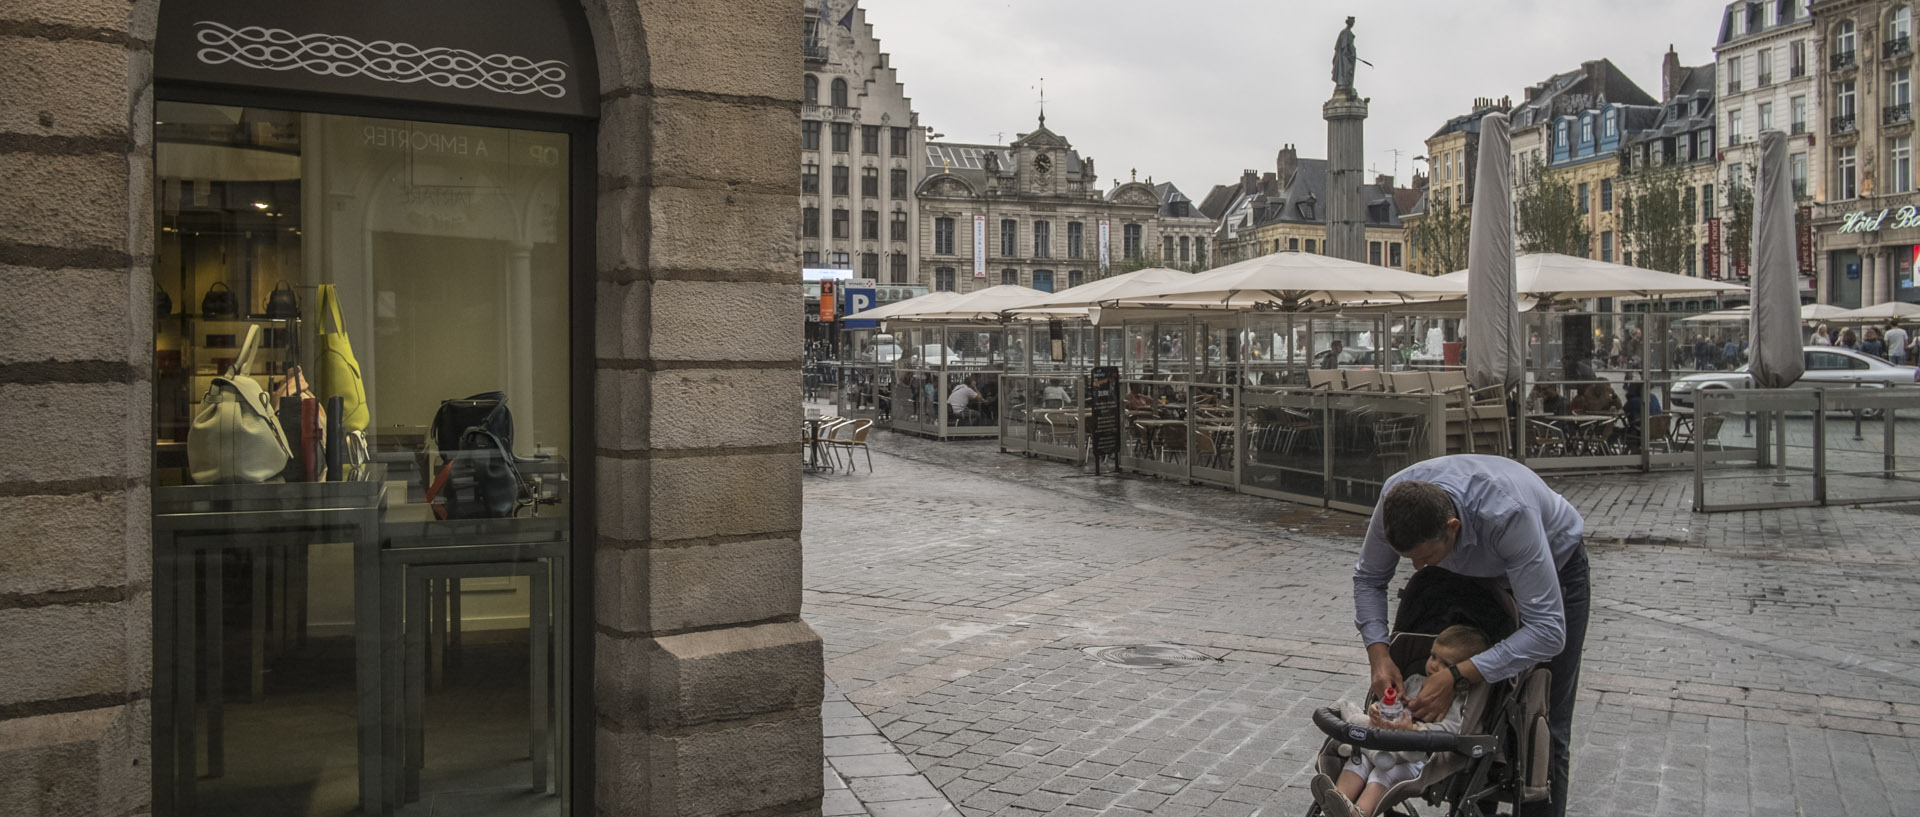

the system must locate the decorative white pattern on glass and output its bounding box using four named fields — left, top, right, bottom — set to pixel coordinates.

left=194, top=21, right=569, bottom=98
